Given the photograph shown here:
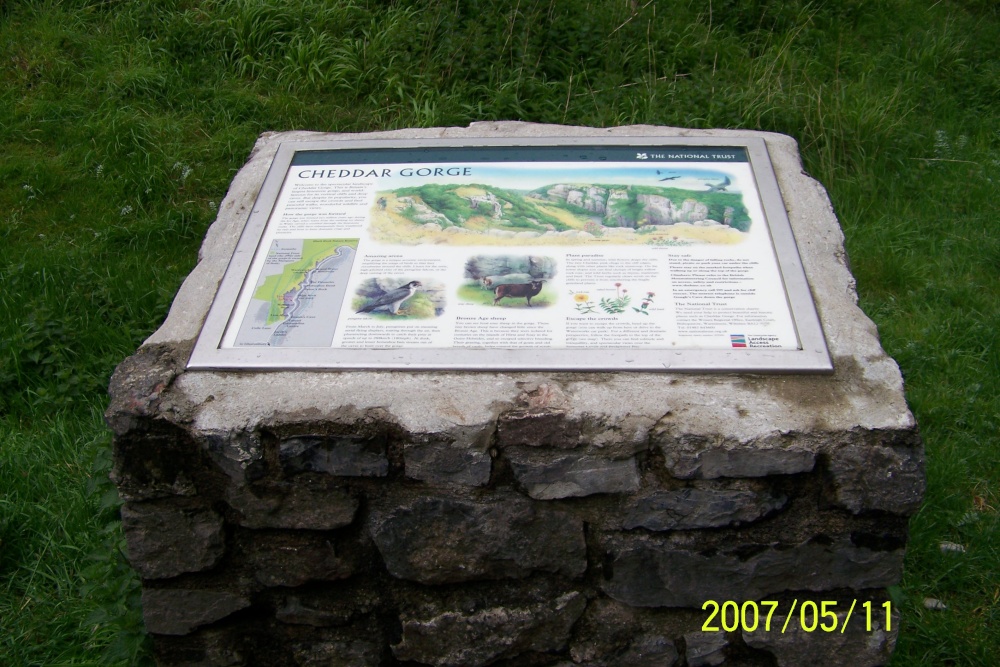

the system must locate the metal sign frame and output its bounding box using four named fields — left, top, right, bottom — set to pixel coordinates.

left=188, top=136, right=832, bottom=373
